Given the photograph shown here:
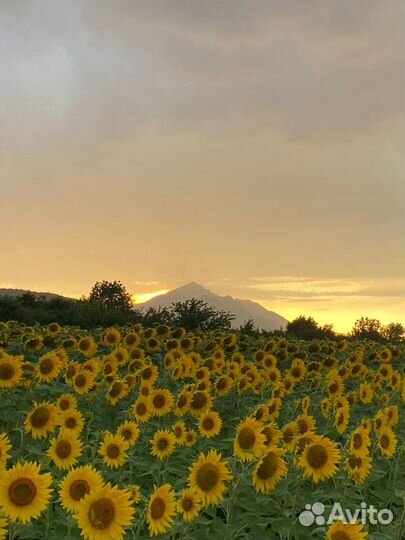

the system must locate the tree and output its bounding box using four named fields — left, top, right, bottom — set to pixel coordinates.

left=239, top=319, right=259, bottom=337
left=168, top=298, right=234, bottom=332
left=286, top=315, right=336, bottom=340
left=351, top=317, right=383, bottom=341
left=87, top=281, right=133, bottom=311
left=381, top=322, right=405, bottom=343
